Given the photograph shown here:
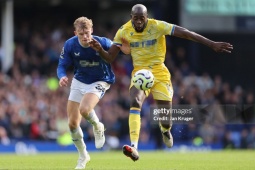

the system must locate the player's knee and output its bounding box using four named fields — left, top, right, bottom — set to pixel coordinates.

left=160, top=121, right=172, bottom=129
left=79, top=105, right=92, bottom=117
left=68, top=119, right=79, bottom=130
left=130, top=87, right=145, bottom=109
left=130, top=97, right=143, bottom=108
